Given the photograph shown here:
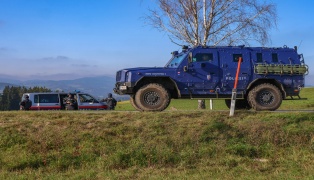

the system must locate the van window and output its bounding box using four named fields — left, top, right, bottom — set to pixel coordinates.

left=193, top=53, right=213, bottom=62
left=272, top=53, right=278, bottom=62
left=256, top=53, right=263, bottom=62
left=34, top=95, right=39, bottom=103
left=79, top=94, right=99, bottom=103
left=34, top=94, right=59, bottom=103
left=233, top=54, right=243, bottom=62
